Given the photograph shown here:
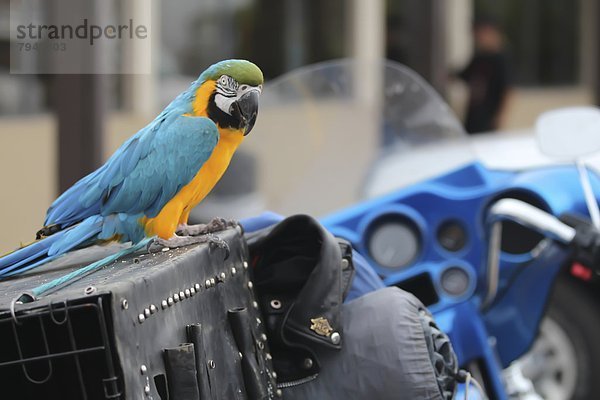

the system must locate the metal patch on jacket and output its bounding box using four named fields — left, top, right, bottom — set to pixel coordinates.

left=310, top=317, right=333, bottom=337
